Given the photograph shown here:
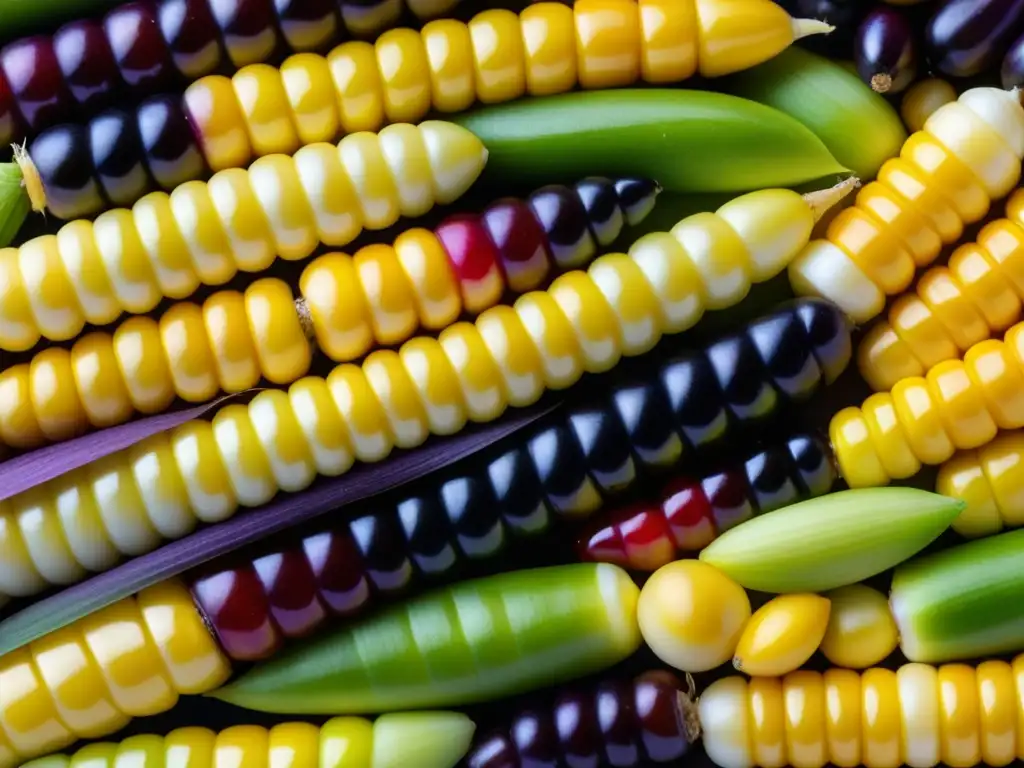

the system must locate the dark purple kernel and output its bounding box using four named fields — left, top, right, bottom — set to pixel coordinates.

left=2, top=36, right=74, bottom=131
left=596, top=679, right=641, bottom=765
left=89, top=108, right=152, bottom=208
left=136, top=95, right=208, bottom=189
left=274, top=0, right=340, bottom=52
left=302, top=530, right=372, bottom=616
left=251, top=547, right=327, bottom=639
left=157, top=0, right=225, bottom=78
left=208, top=0, right=282, bottom=66
left=53, top=20, right=121, bottom=110
left=528, top=185, right=596, bottom=269
left=30, top=122, right=108, bottom=221
left=104, top=2, right=176, bottom=91
left=512, top=712, right=561, bottom=768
